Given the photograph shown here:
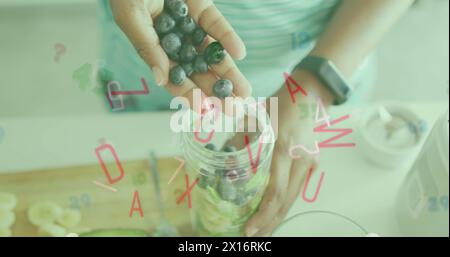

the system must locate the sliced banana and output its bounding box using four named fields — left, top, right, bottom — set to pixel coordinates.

left=0, top=209, right=15, bottom=229
left=27, top=201, right=63, bottom=226
left=56, top=209, right=81, bottom=228
left=0, top=192, right=17, bottom=211
left=38, top=224, right=67, bottom=237
left=0, top=228, right=12, bottom=237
